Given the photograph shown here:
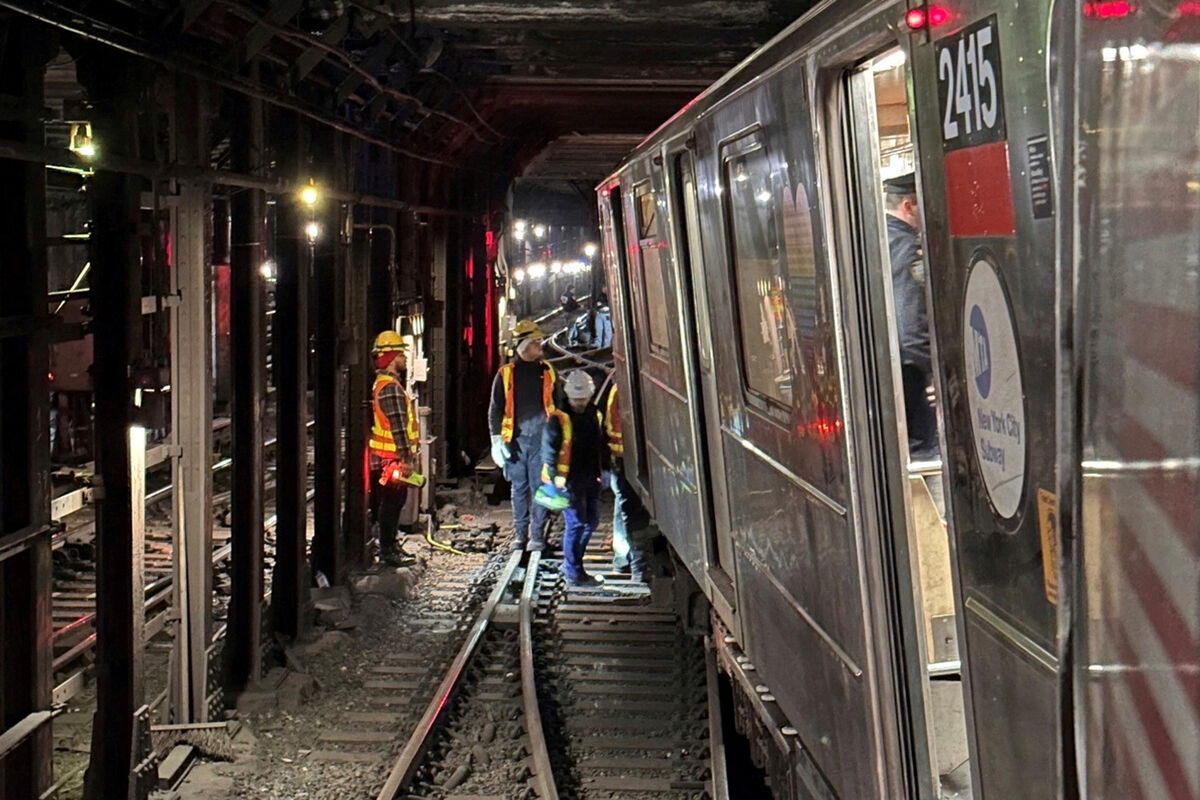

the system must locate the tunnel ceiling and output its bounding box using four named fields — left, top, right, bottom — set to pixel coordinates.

left=19, top=0, right=812, bottom=202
